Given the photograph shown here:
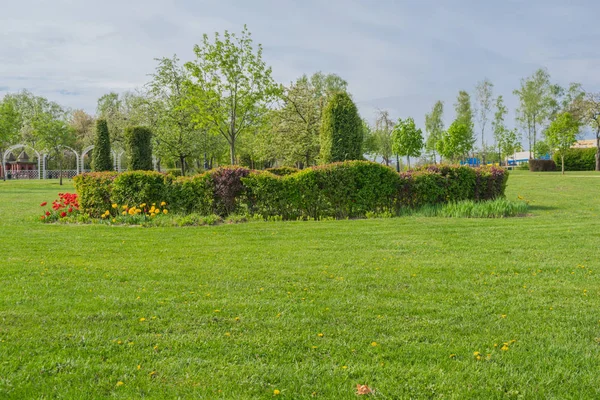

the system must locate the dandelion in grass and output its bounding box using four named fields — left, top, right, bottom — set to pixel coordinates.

left=116, top=381, right=124, bottom=387
left=501, top=343, right=509, bottom=351
left=371, top=342, right=378, bottom=347
left=317, top=333, right=324, bottom=337
left=273, top=389, right=281, bottom=395
left=139, top=317, right=146, bottom=322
